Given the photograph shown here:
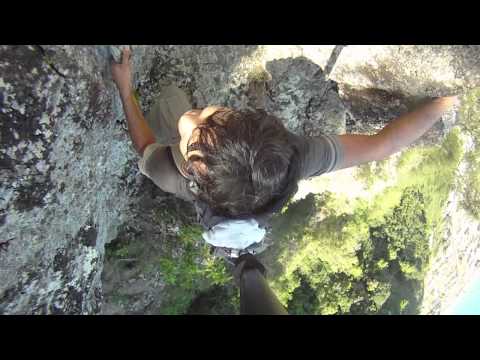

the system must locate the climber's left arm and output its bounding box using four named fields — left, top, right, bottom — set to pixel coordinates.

left=335, top=96, right=460, bottom=169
